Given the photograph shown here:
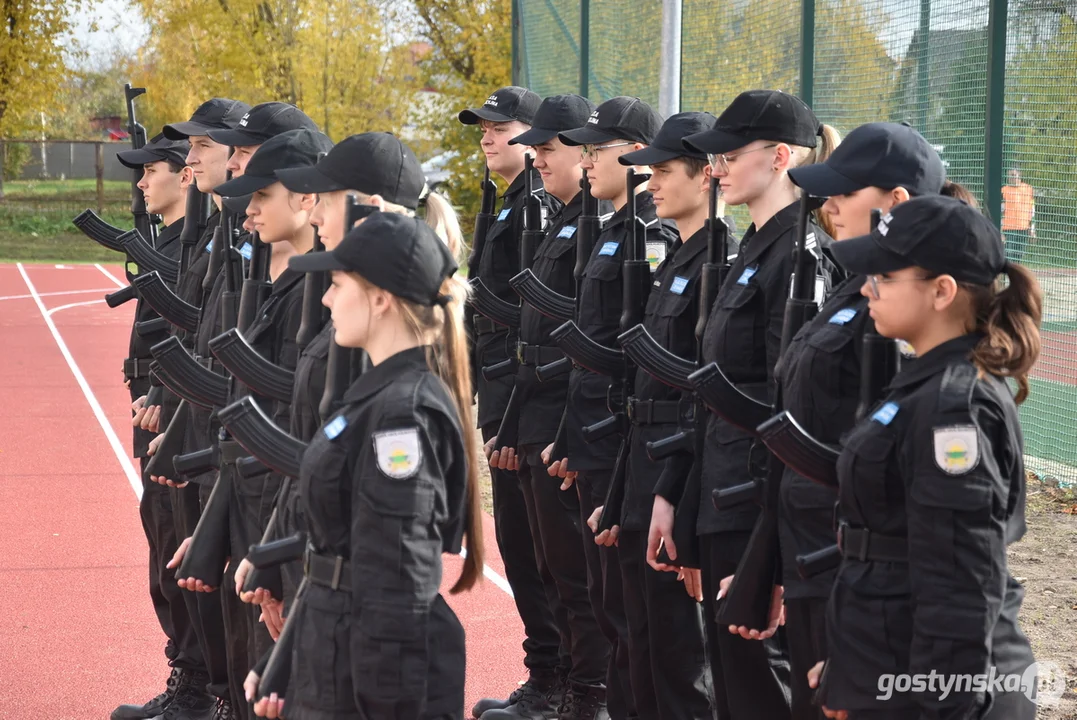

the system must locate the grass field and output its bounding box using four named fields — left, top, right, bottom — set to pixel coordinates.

left=0, top=179, right=131, bottom=262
